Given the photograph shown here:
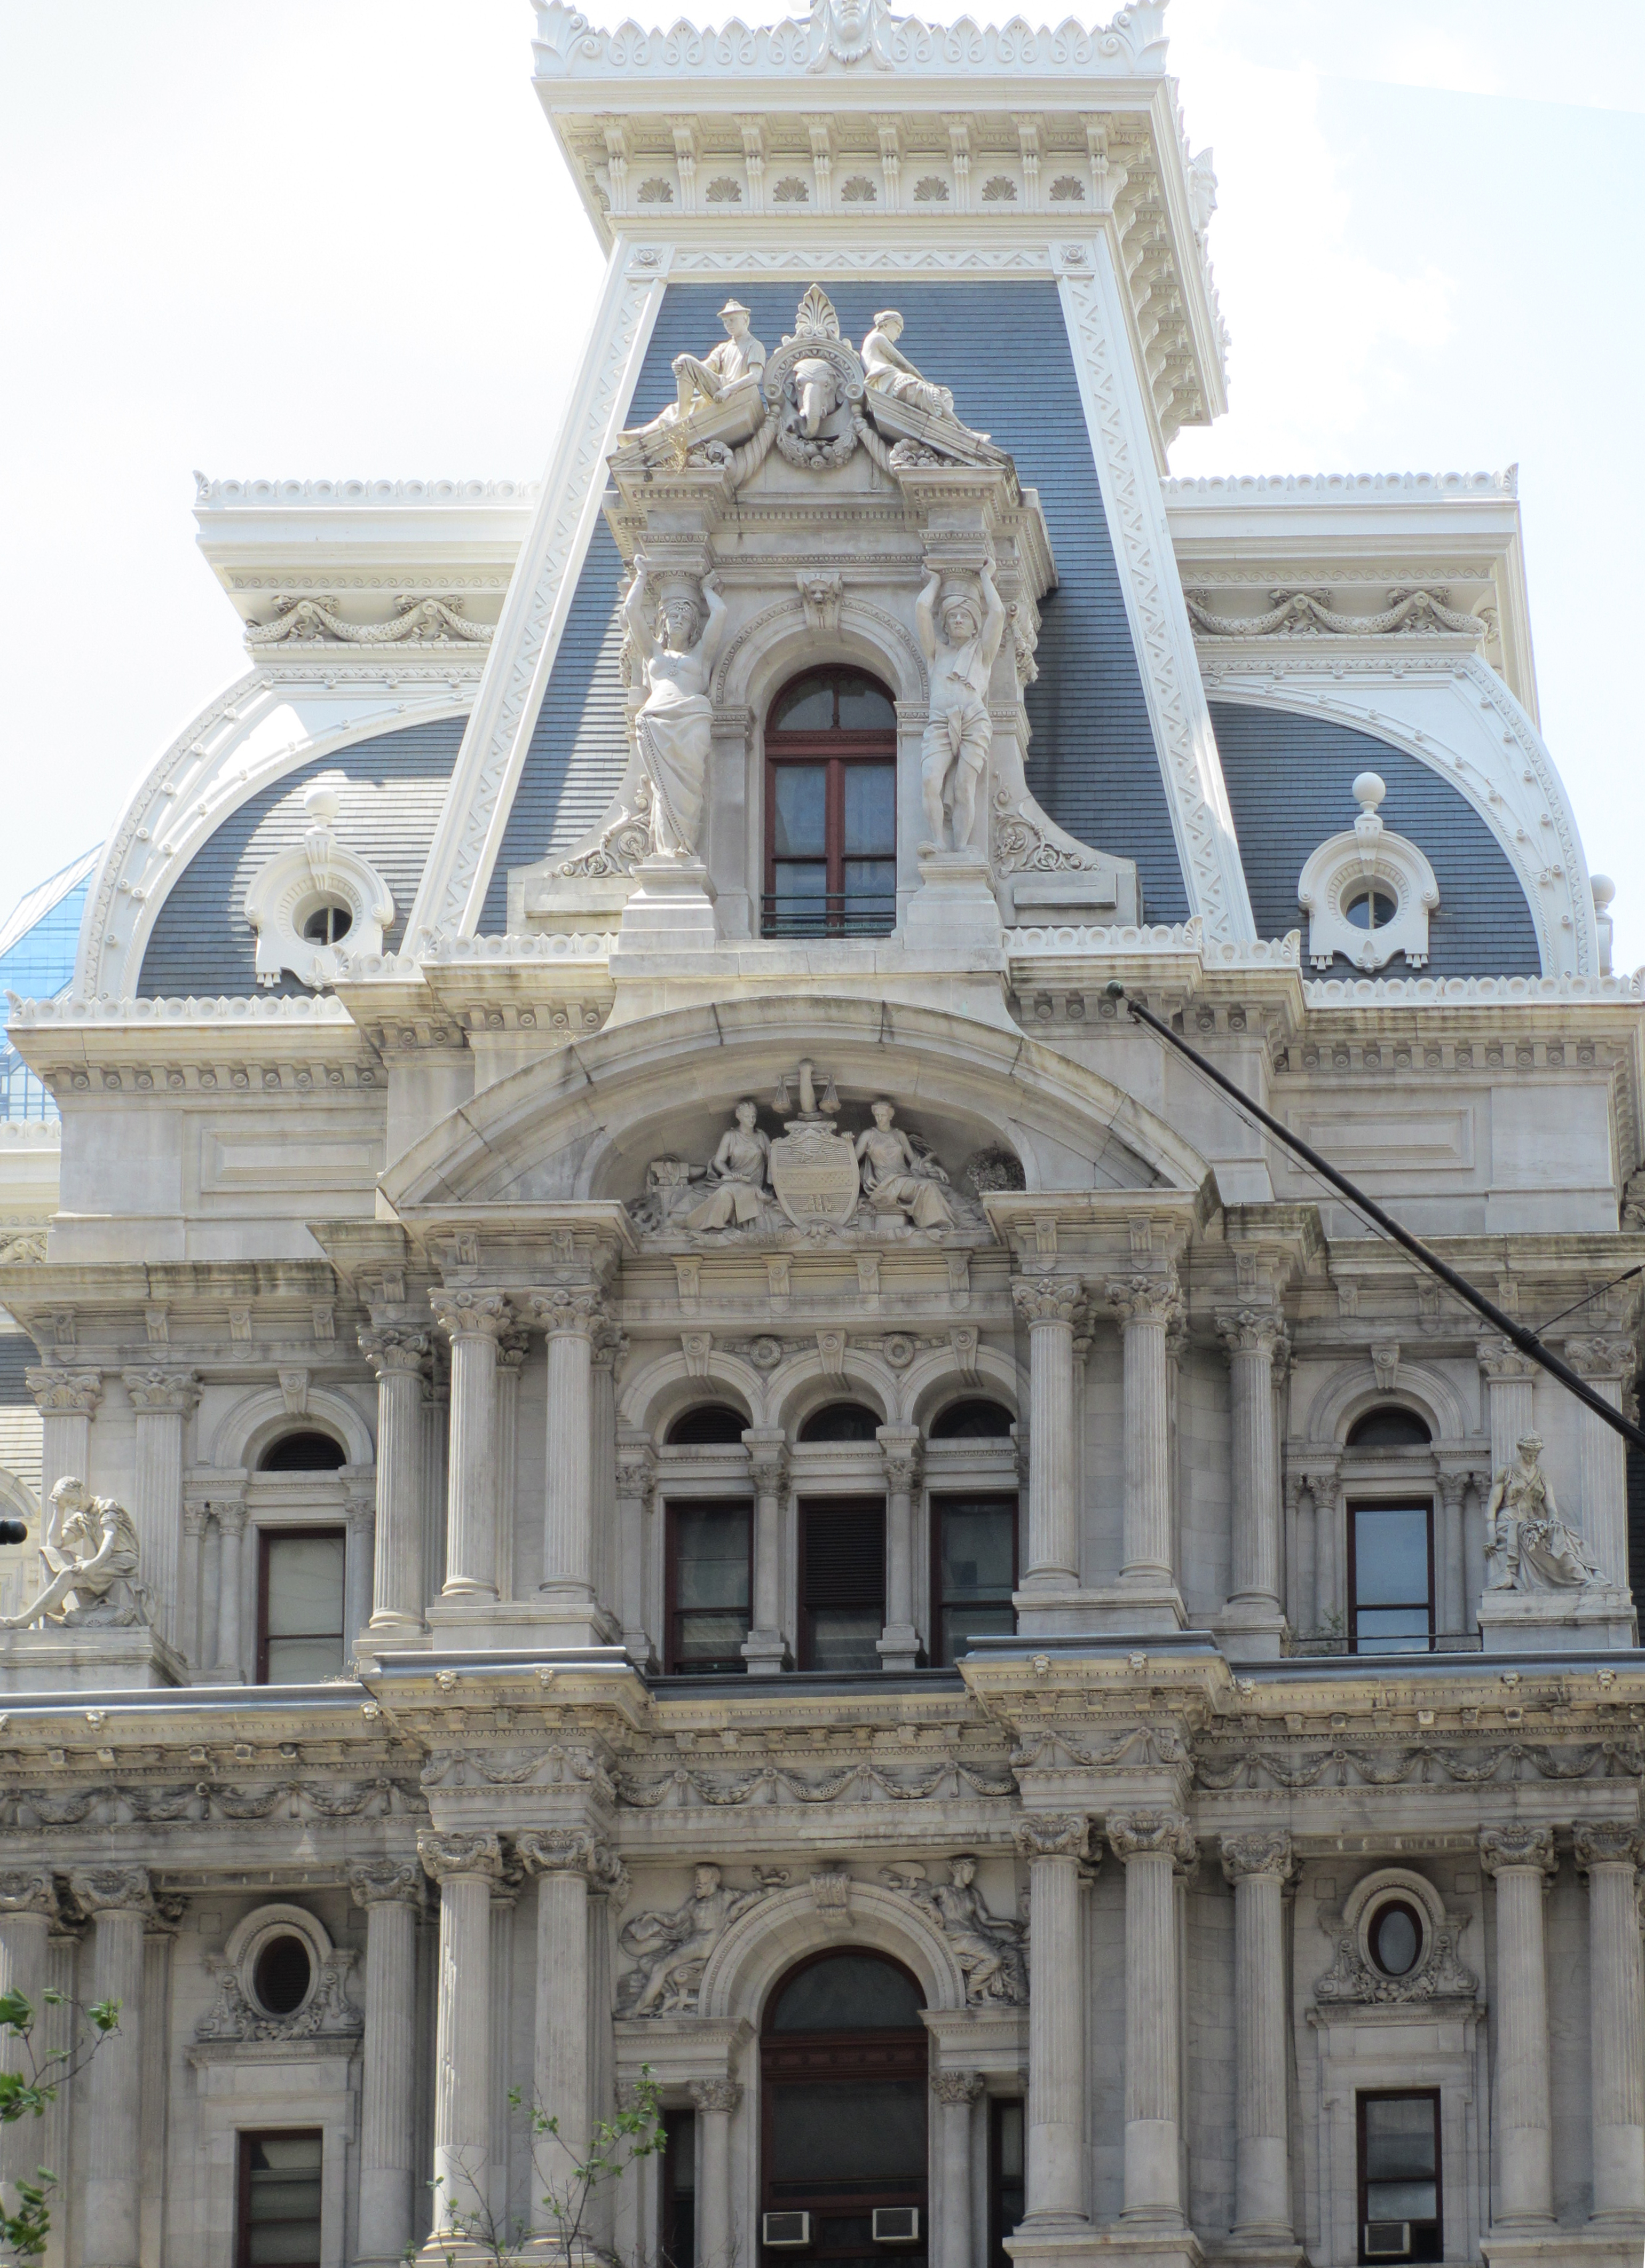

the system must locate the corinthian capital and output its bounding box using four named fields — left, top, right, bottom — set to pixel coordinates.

left=1219, top=1829, right=1295, bottom=1886
left=1107, top=1810, right=1197, bottom=1871
left=690, top=2078, right=742, bottom=2114
left=0, top=1869, right=57, bottom=1920
left=1011, top=1277, right=1086, bottom=1329
left=526, top=1287, right=607, bottom=1339
left=1106, top=1274, right=1183, bottom=1330
left=876, top=1425, right=922, bottom=1494
left=347, top=1859, right=424, bottom=1910
left=1573, top=1821, right=1645, bottom=1872
left=517, top=1826, right=628, bottom=1899
left=68, top=1865, right=154, bottom=1918
left=1478, top=1824, right=1557, bottom=1879
left=1563, top=1336, right=1637, bottom=1383
left=1476, top=1337, right=1535, bottom=1384
left=25, top=1367, right=102, bottom=1418
left=931, top=2070, right=986, bottom=2106
left=121, top=1367, right=202, bottom=1416
left=417, top=1830, right=504, bottom=1885
left=359, top=1325, right=430, bottom=1376
left=1214, top=1309, right=1287, bottom=1363
left=1013, top=1813, right=1089, bottom=1862
left=741, top=1429, right=788, bottom=1497
left=429, top=1290, right=513, bottom=1343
